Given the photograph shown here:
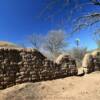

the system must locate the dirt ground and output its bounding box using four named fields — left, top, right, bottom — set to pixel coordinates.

left=0, top=72, right=100, bottom=100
